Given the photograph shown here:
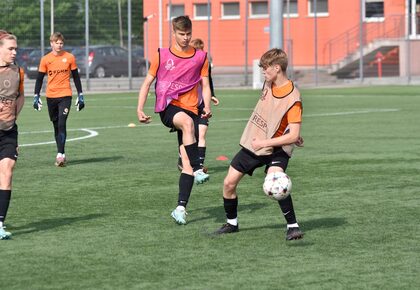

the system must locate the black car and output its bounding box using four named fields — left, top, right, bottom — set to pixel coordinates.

left=24, top=50, right=45, bottom=79
left=72, top=45, right=149, bottom=78
left=132, top=46, right=144, bottom=58
left=15, top=47, right=36, bottom=71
